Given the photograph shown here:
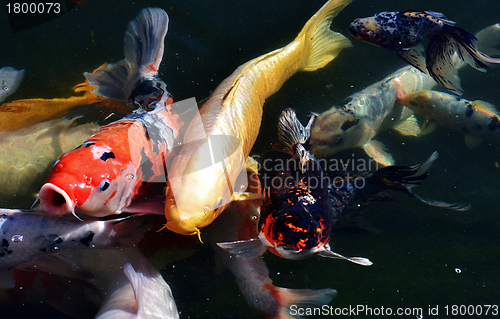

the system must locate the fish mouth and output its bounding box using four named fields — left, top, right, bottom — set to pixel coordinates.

left=39, top=183, right=76, bottom=215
